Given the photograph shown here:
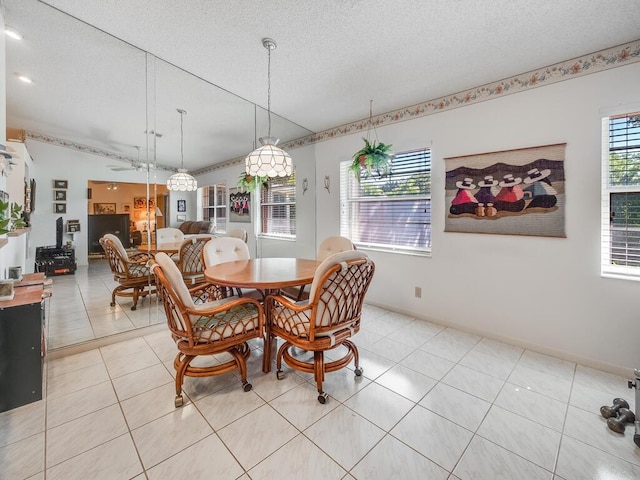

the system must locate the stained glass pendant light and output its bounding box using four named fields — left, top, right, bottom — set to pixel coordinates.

left=245, top=38, right=293, bottom=178
left=167, top=108, right=198, bottom=191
